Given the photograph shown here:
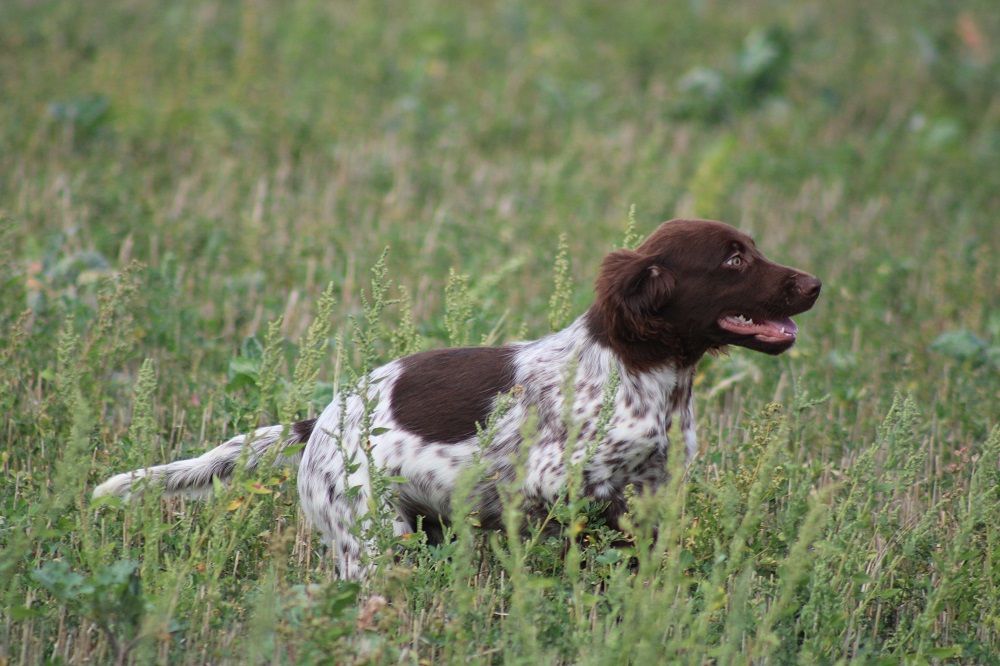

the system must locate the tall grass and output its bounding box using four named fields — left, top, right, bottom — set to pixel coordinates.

left=2, top=0, right=998, bottom=663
